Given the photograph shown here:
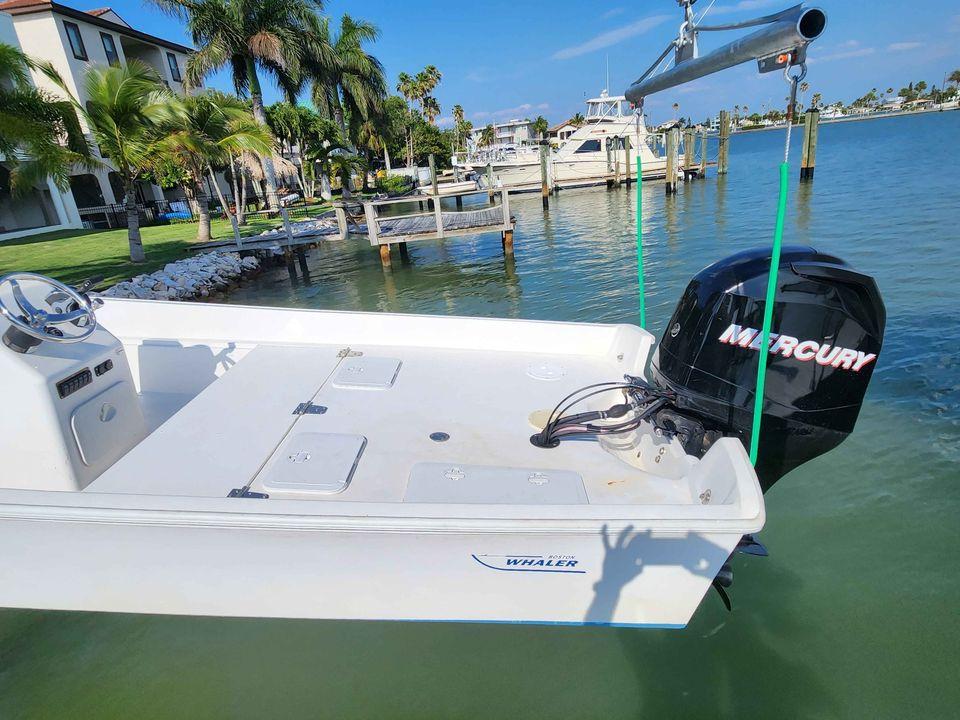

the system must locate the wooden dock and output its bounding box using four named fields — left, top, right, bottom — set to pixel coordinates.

left=335, top=189, right=515, bottom=267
